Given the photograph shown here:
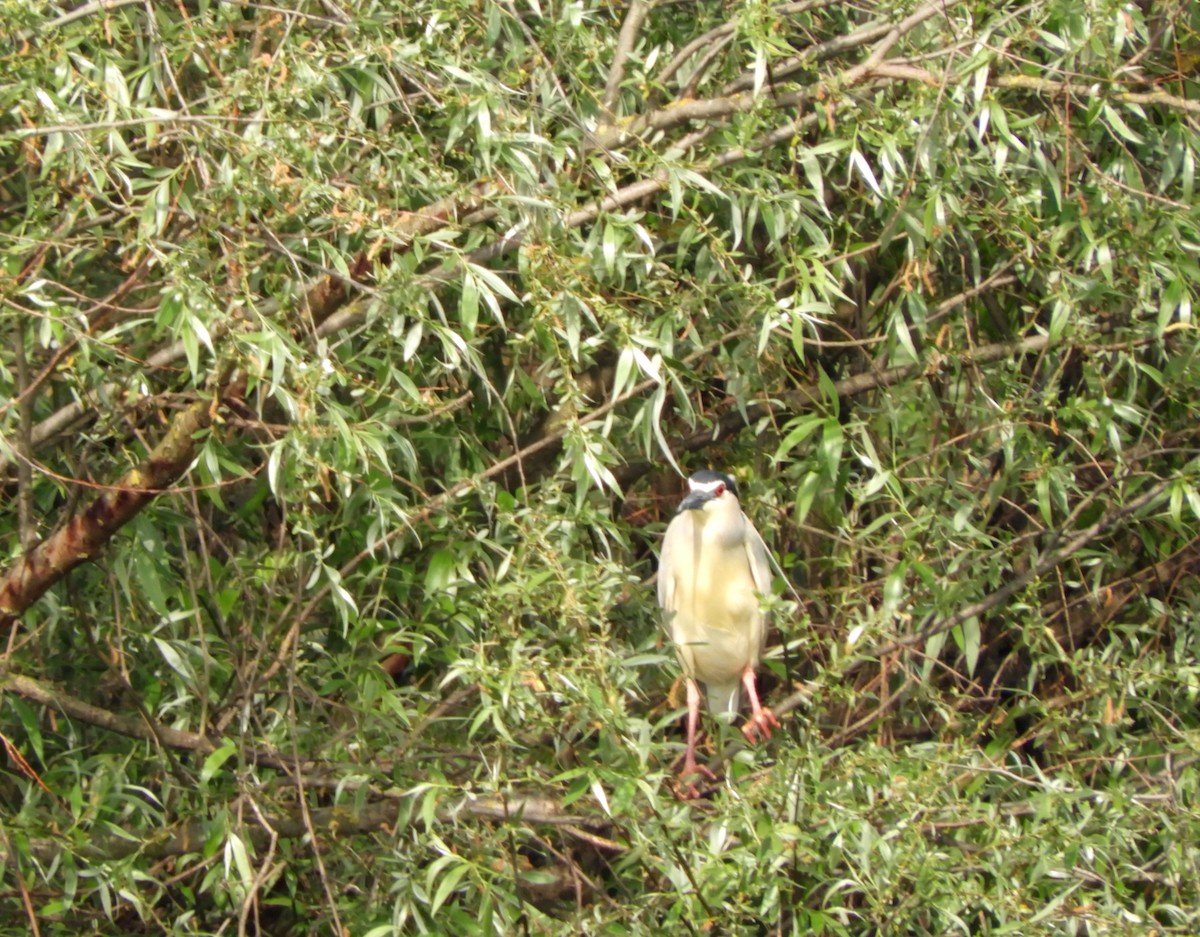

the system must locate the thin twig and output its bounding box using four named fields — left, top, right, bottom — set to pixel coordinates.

left=654, top=0, right=839, bottom=93
left=873, top=475, right=1174, bottom=660
left=13, top=323, right=36, bottom=552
